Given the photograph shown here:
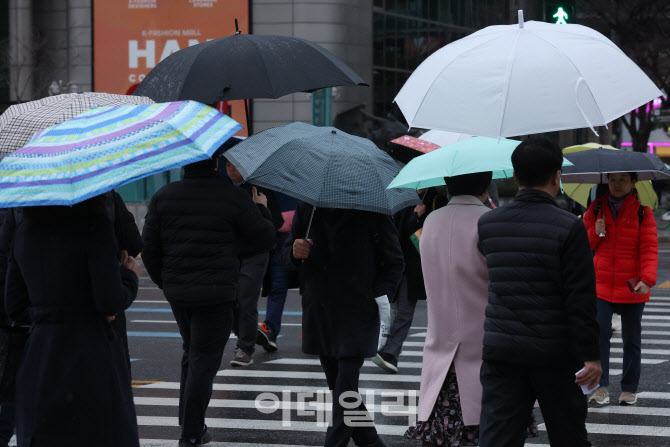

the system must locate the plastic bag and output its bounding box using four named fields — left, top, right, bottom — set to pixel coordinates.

left=375, top=295, right=391, bottom=351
